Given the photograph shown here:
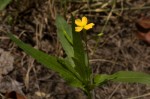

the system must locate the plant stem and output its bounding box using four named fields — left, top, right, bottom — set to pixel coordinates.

left=83, top=30, right=91, bottom=81
left=87, top=90, right=92, bottom=99
left=83, top=30, right=89, bottom=65
left=83, top=30, right=93, bottom=99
